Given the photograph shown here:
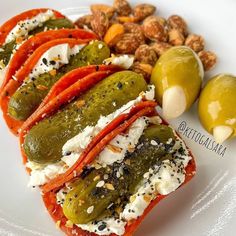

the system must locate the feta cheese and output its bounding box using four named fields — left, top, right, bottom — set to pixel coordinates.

left=120, top=137, right=191, bottom=221
left=97, top=117, right=148, bottom=165
left=26, top=161, right=66, bottom=186
left=103, top=54, right=134, bottom=69
left=77, top=218, right=126, bottom=236
left=5, top=10, right=55, bottom=44
left=29, top=43, right=84, bottom=79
